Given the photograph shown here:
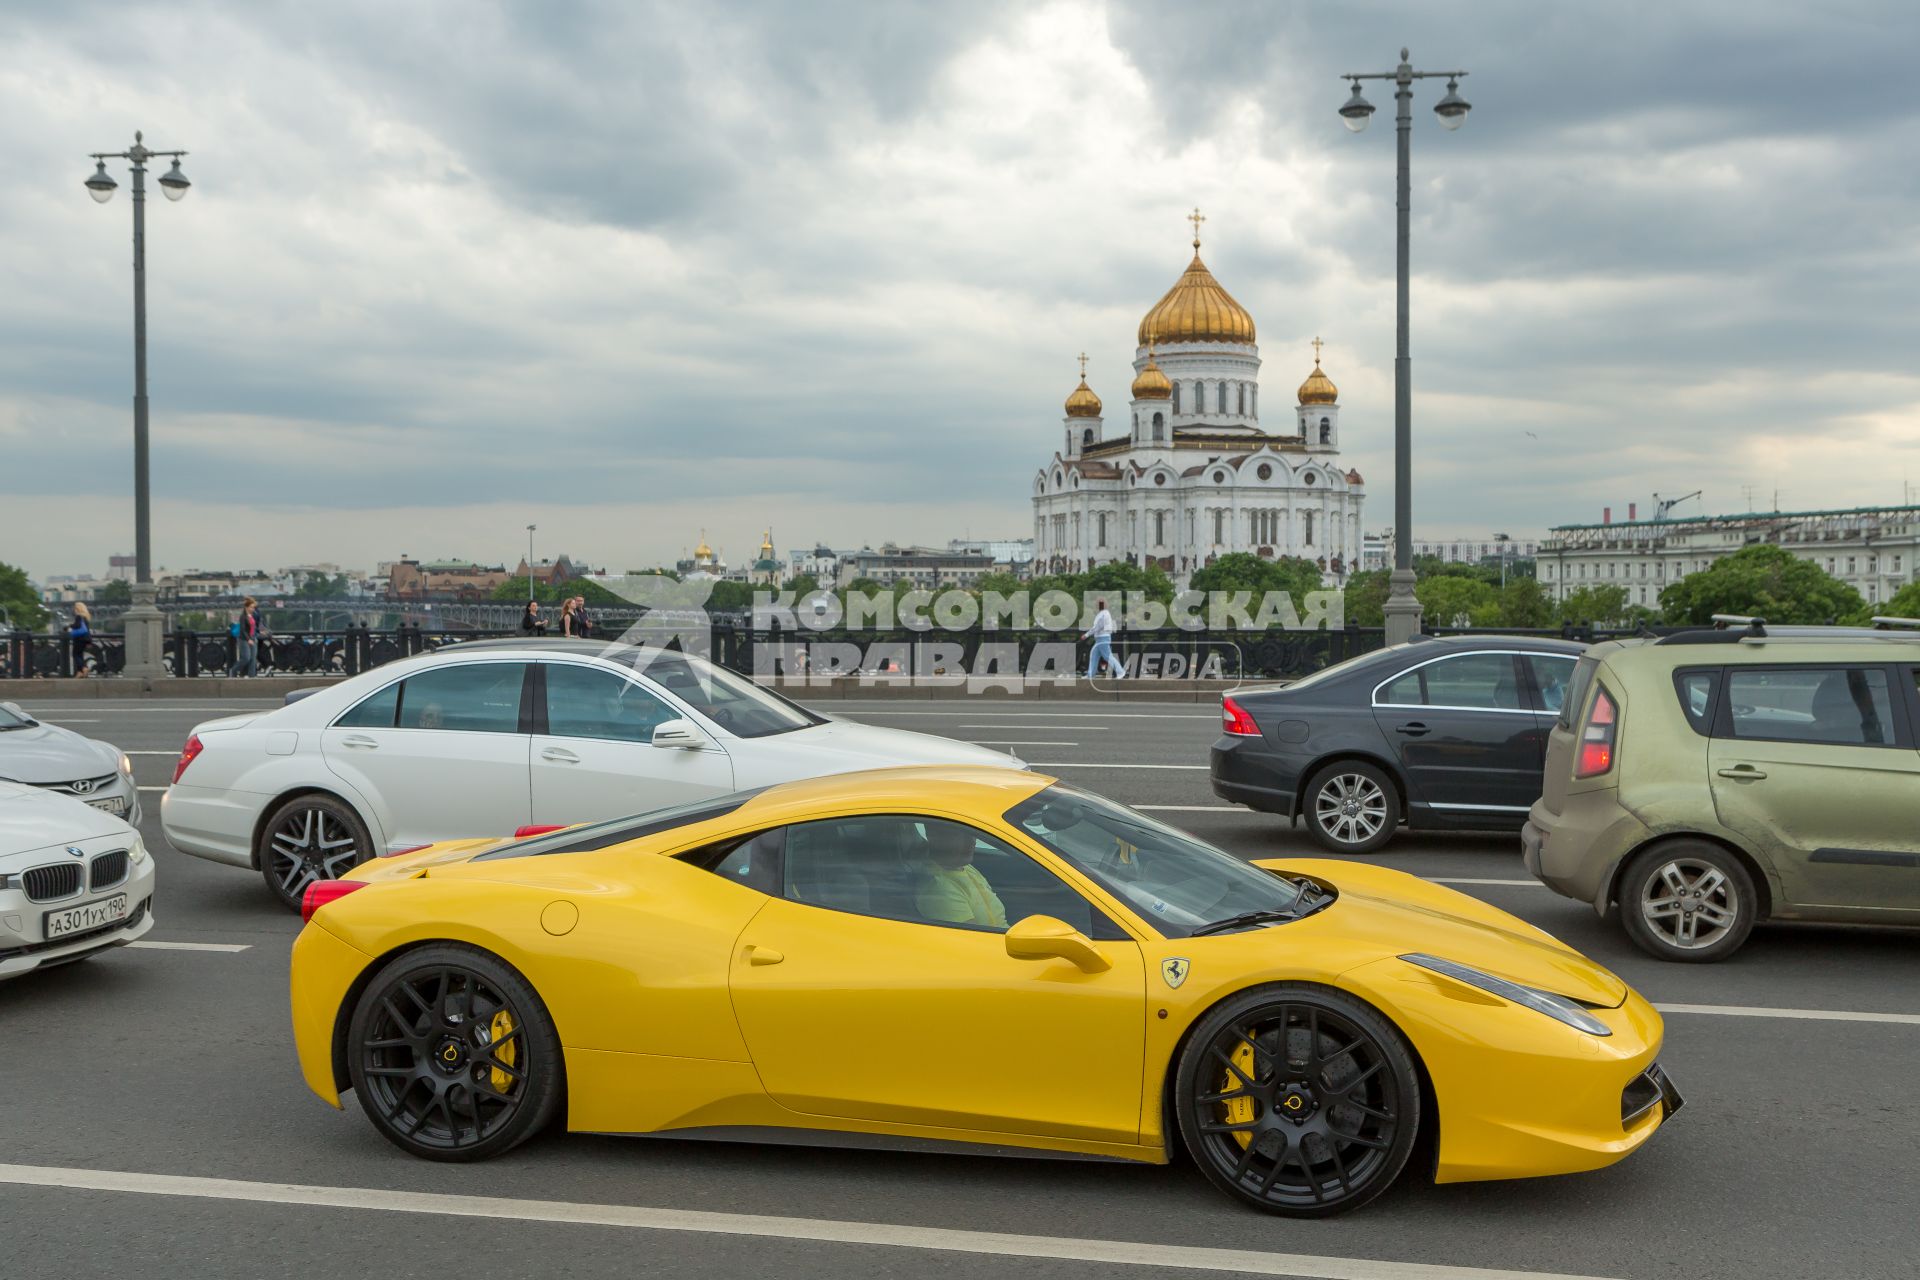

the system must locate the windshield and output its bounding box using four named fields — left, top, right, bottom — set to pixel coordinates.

left=619, top=649, right=825, bottom=738
left=1006, top=784, right=1303, bottom=937
left=0, top=705, right=34, bottom=730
